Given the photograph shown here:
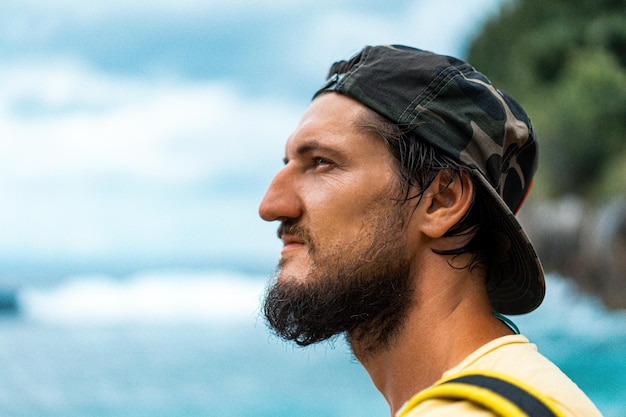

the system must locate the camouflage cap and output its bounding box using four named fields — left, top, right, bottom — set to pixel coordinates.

left=314, top=45, right=544, bottom=315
